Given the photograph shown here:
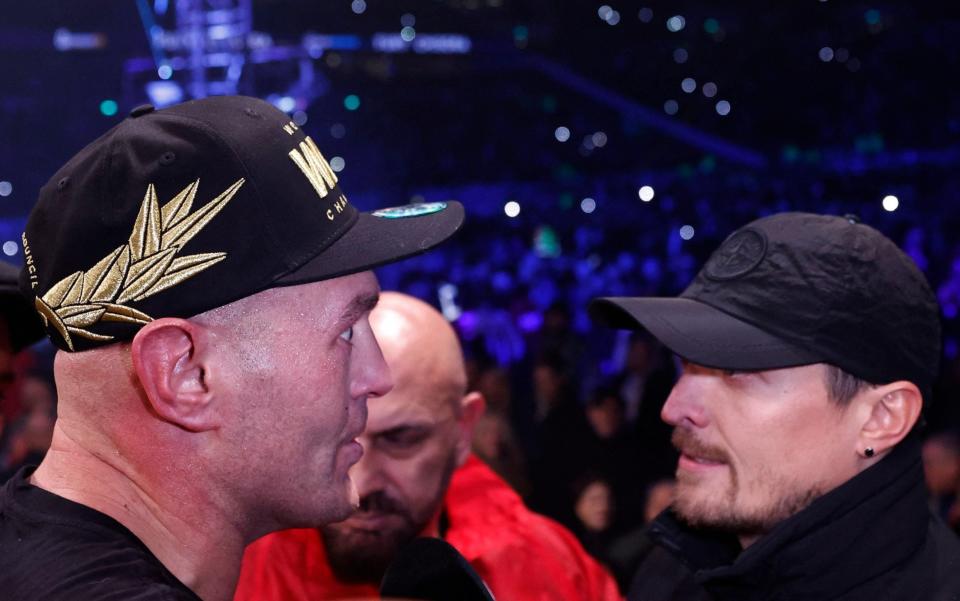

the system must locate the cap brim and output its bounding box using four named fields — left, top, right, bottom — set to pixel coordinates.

left=275, top=201, right=465, bottom=285
left=588, top=296, right=822, bottom=371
